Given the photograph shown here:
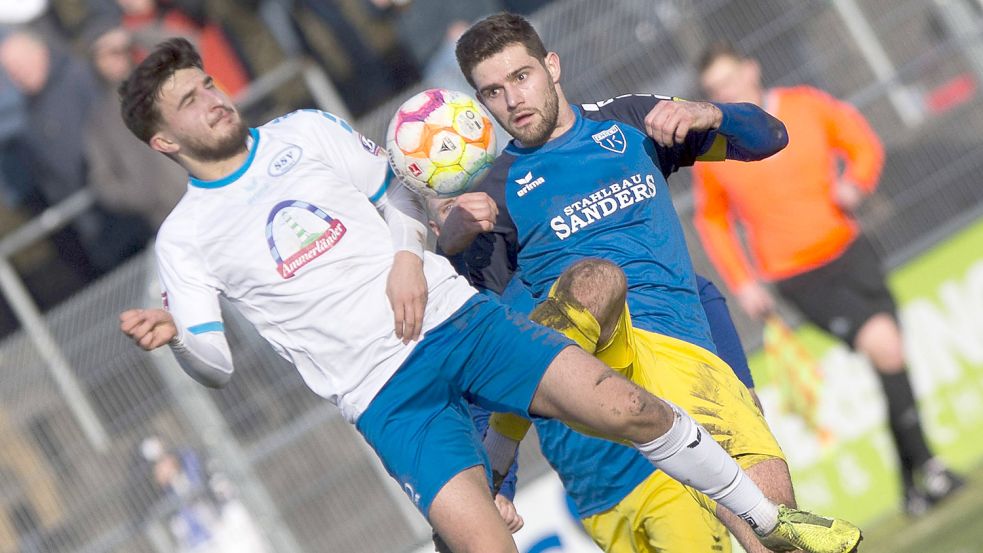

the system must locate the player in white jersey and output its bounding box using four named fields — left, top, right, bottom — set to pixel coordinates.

left=117, top=38, right=859, bottom=553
